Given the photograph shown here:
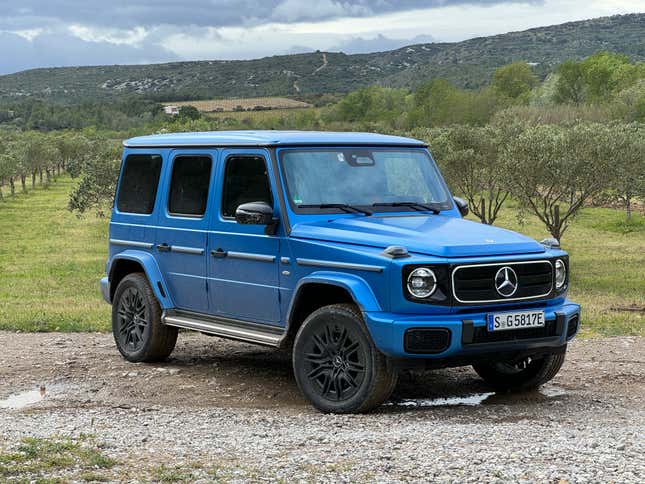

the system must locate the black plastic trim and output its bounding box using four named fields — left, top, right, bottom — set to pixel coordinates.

left=268, top=147, right=292, bottom=235
left=404, top=328, right=452, bottom=354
